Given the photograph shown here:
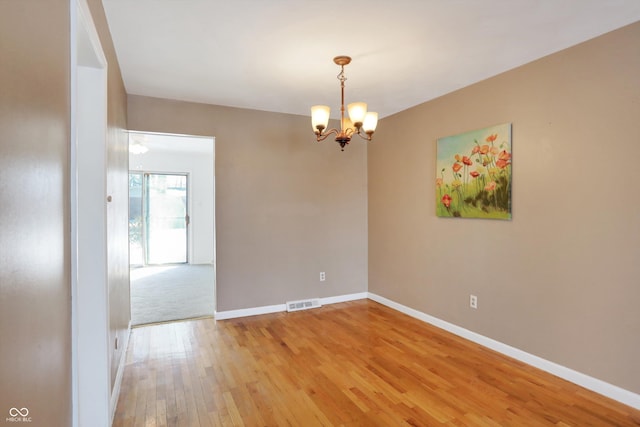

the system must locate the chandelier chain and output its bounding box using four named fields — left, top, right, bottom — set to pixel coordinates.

left=337, top=66, right=347, bottom=84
